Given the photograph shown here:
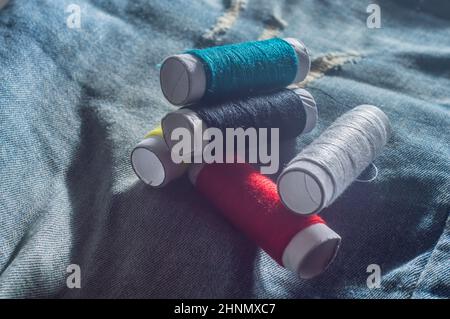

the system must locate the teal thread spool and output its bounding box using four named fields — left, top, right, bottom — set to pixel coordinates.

left=160, top=38, right=310, bottom=106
